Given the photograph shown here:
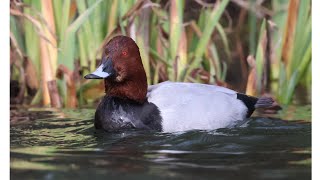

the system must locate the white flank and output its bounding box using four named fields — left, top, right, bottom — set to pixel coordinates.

left=147, top=81, right=248, bottom=132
